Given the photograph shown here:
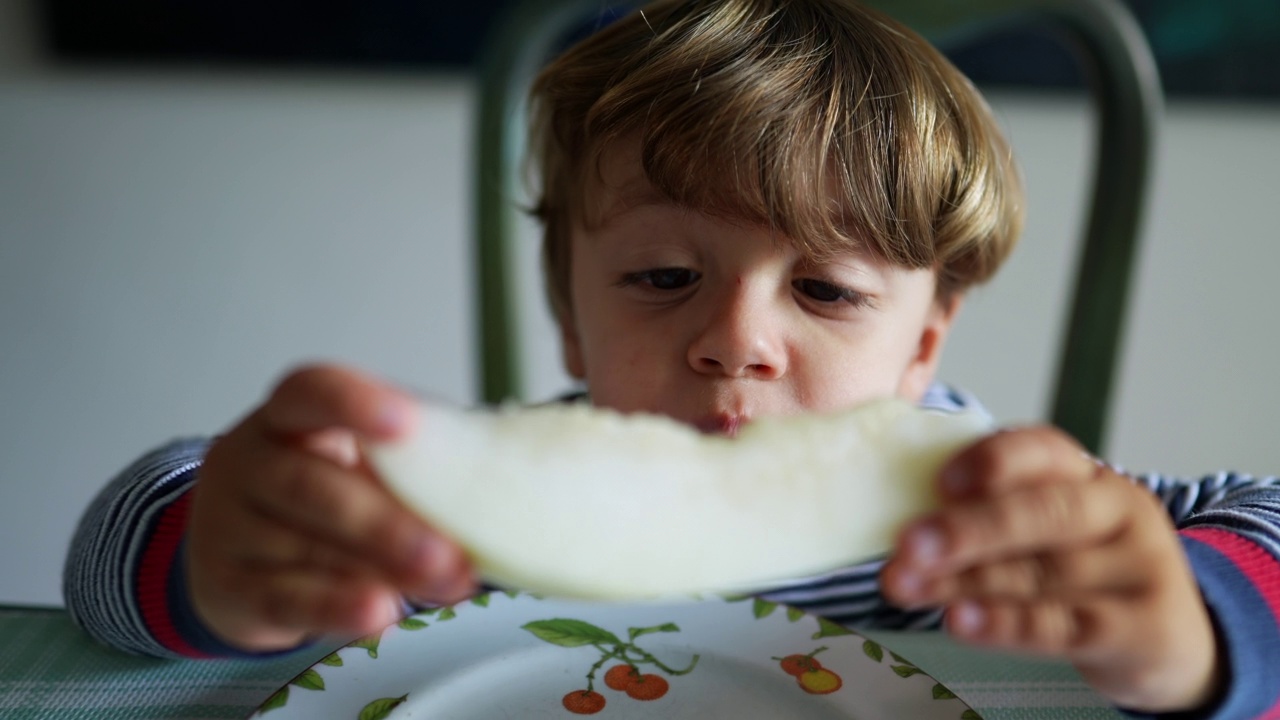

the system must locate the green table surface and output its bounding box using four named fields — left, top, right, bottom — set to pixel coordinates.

left=0, top=607, right=1124, bottom=720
